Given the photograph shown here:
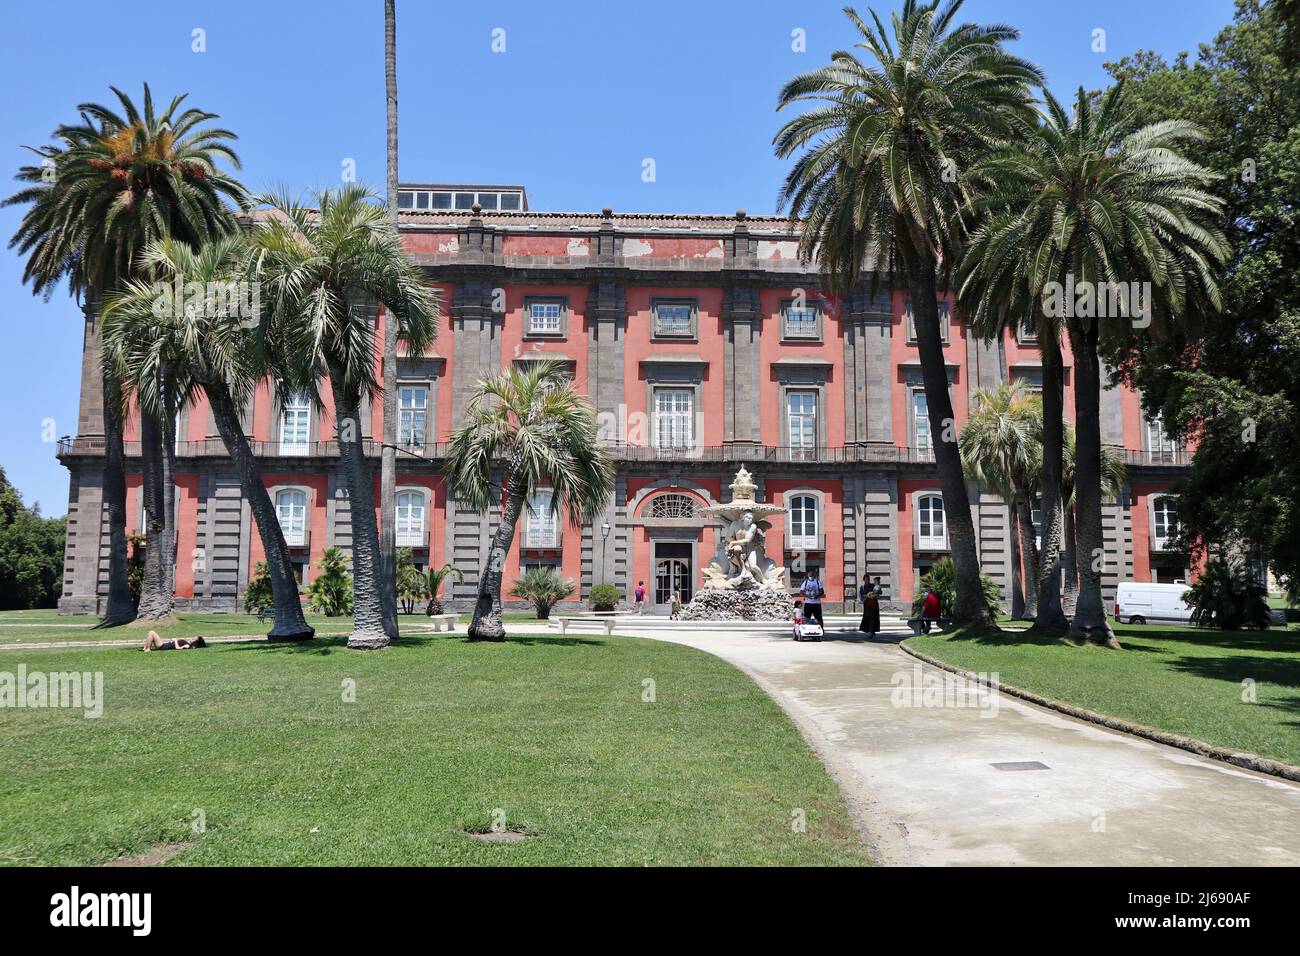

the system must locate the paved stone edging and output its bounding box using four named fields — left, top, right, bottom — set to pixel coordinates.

left=899, top=640, right=1300, bottom=784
